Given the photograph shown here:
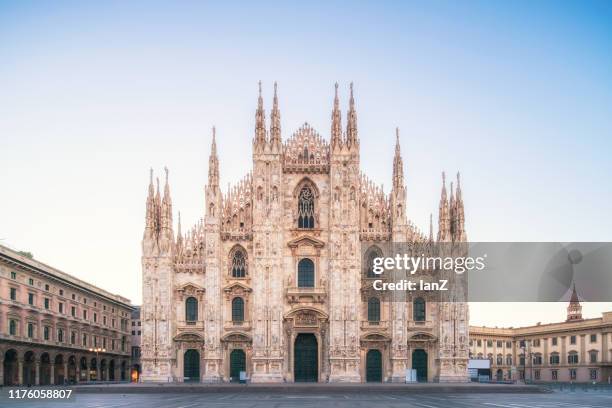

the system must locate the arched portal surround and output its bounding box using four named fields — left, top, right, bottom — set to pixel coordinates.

left=221, top=332, right=252, bottom=383
left=407, top=332, right=437, bottom=382
left=3, top=349, right=19, bottom=386
left=360, top=333, right=391, bottom=382
left=283, top=308, right=328, bottom=383
left=174, top=332, right=205, bottom=382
